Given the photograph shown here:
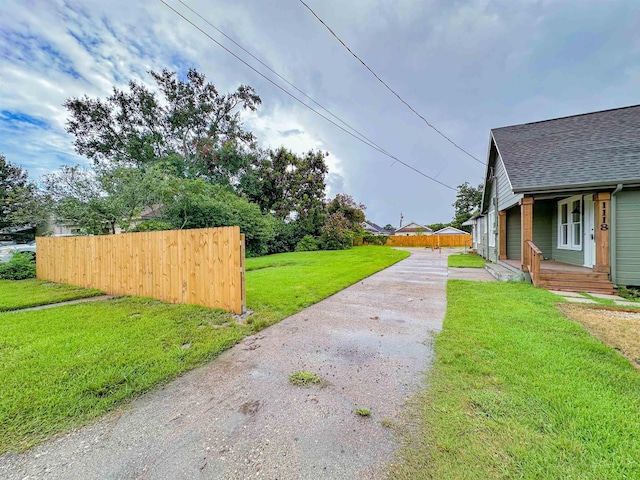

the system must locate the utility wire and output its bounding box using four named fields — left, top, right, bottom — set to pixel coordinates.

left=159, top=0, right=456, bottom=190
left=298, top=0, right=484, bottom=166
left=175, top=0, right=395, bottom=159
